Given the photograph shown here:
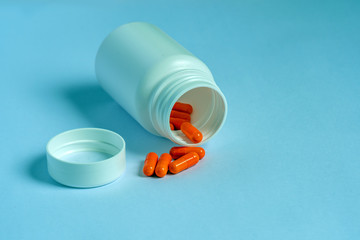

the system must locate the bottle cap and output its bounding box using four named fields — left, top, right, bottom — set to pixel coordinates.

left=46, top=128, right=126, bottom=188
